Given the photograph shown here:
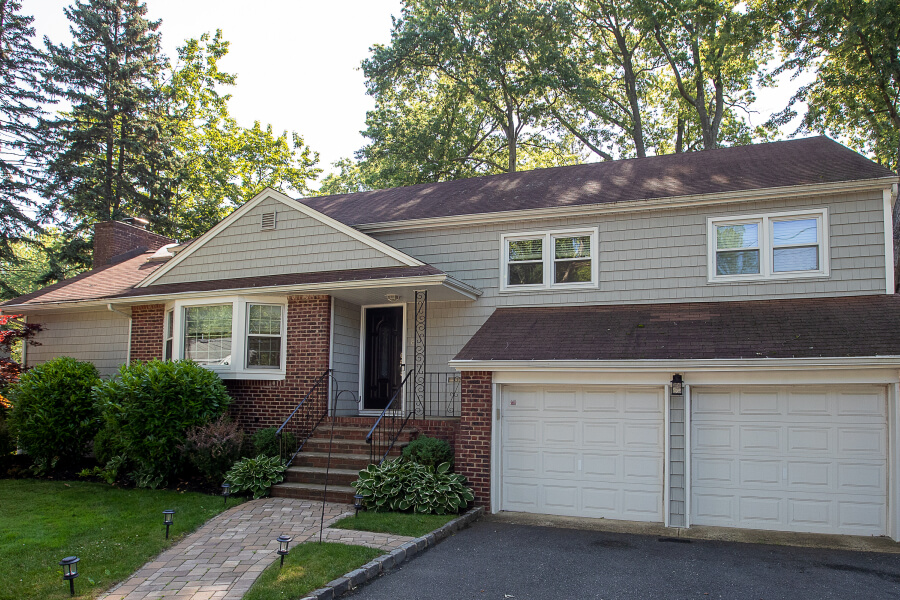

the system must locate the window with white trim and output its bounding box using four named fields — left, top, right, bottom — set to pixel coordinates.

left=708, top=209, right=828, bottom=281
left=163, top=309, right=174, bottom=360
left=166, top=296, right=287, bottom=379
left=501, top=228, right=598, bottom=291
